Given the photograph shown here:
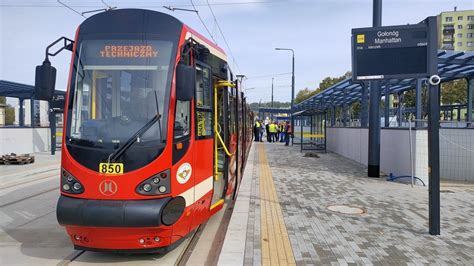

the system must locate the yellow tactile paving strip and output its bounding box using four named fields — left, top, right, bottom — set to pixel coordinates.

left=258, top=143, right=296, bottom=266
